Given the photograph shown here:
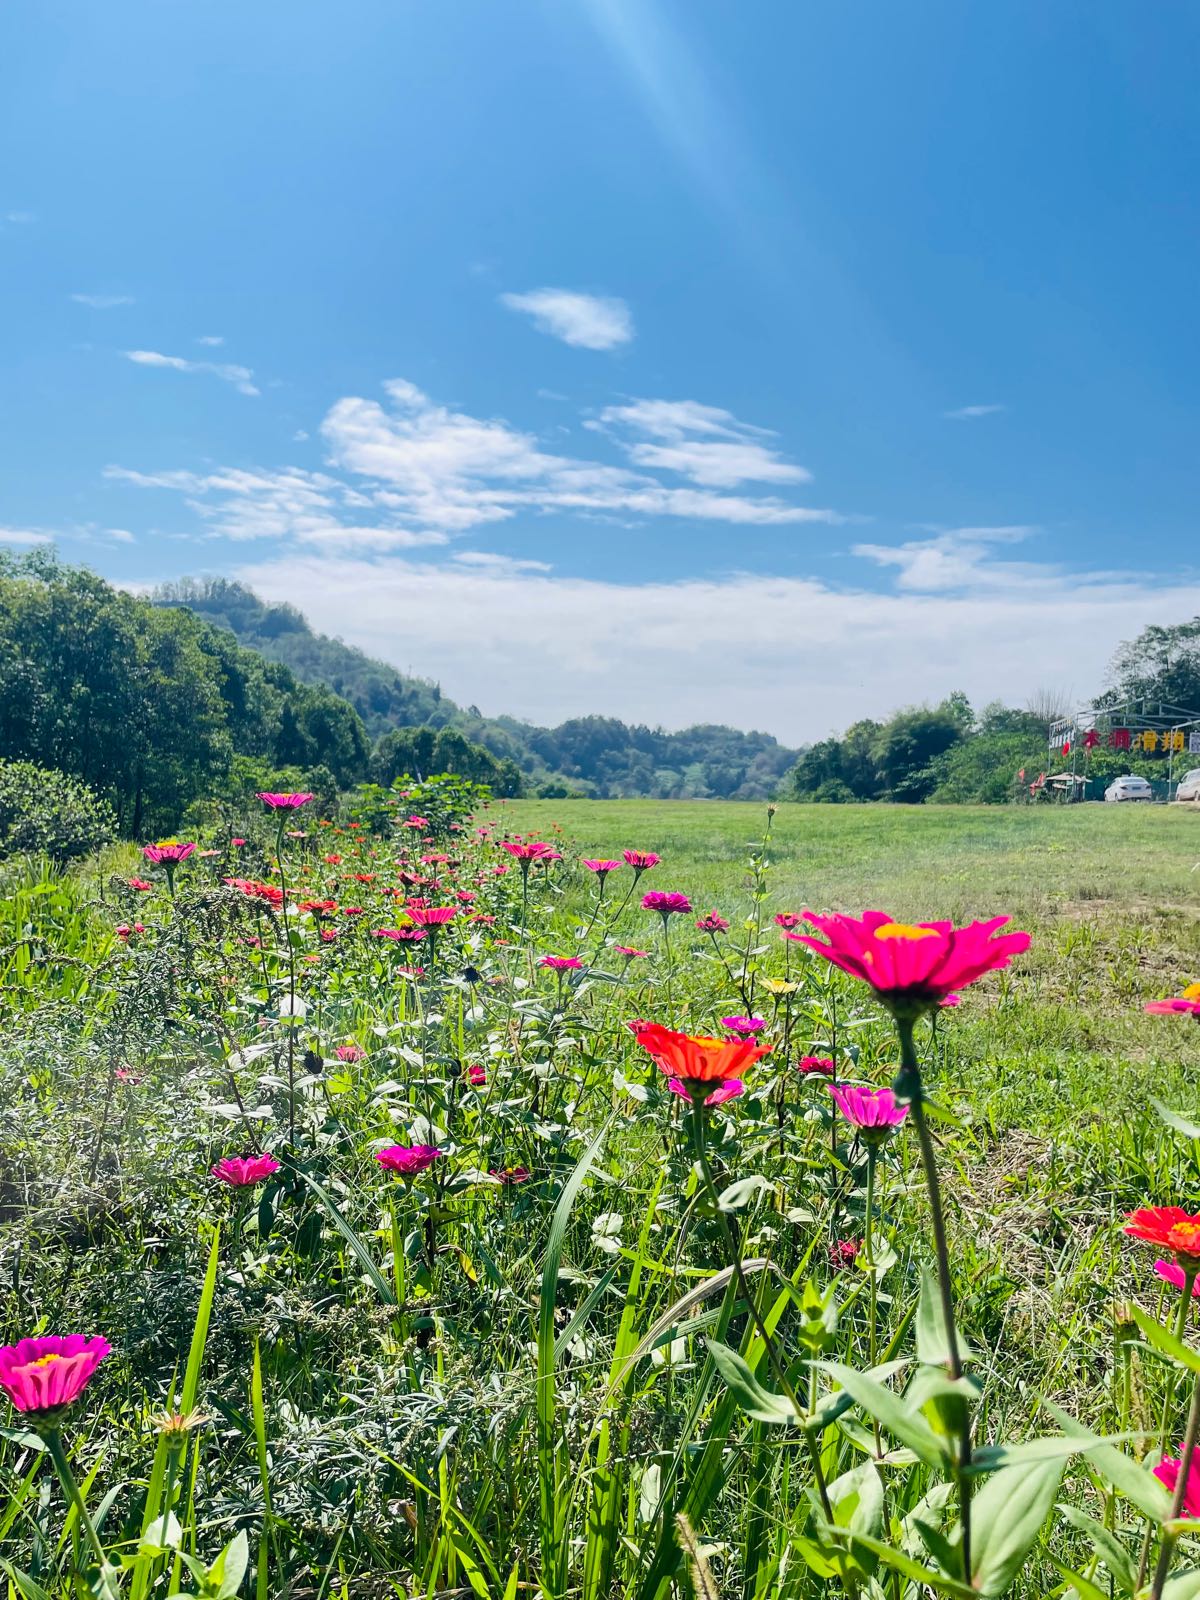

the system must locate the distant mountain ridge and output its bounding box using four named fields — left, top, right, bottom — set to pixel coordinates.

left=154, top=578, right=797, bottom=799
